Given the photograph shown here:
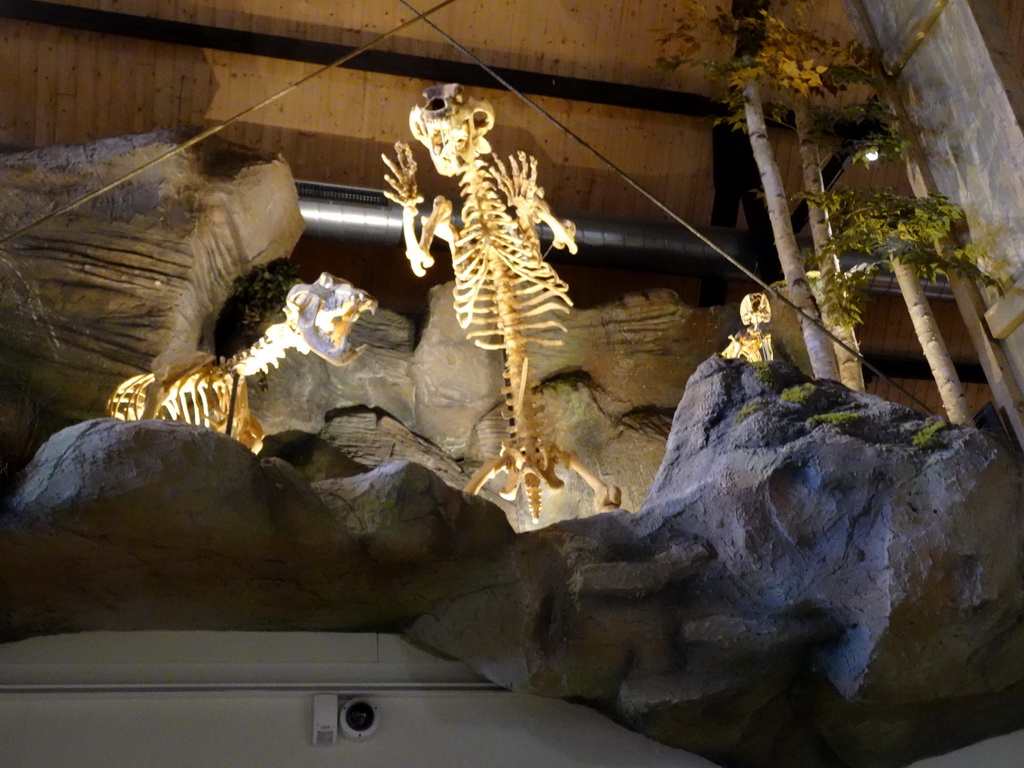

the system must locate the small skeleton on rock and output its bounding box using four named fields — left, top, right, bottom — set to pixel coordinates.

left=721, top=292, right=774, bottom=363
left=383, top=83, right=621, bottom=523
left=107, top=272, right=376, bottom=453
